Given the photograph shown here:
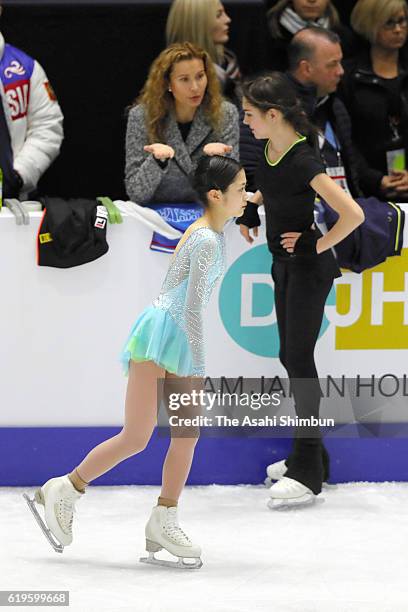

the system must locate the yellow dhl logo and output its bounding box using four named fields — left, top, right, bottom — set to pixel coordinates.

left=334, top=248, right=408, bottom=349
